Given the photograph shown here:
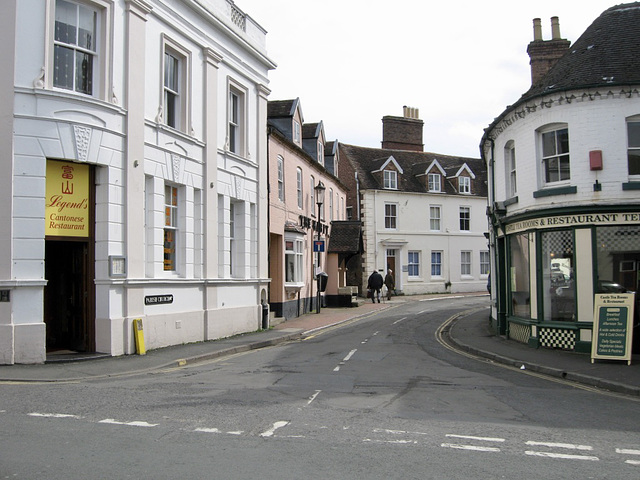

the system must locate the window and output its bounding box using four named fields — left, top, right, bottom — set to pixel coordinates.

left=54, top=0, right=98, bottom=95
left=430, top=205, right=441, bottom=231
left=285, top=236, right=304, bottom=284
left=408, top=251, right=420, bottom=277
left=229, top=202, right=235, bottom=276
left=296, top=168, right=303, bottom=209
left=509, top=232, right=531, bottom=319
left=459, top=176, right=471, bottom=194
left=385, top=203, right=397, bottom=229
left=480, top=251, right=490, bottom=275
left=228, top=86, right=245, bottom=155
left=505, top=142, right=517, bottom=197
left=459, top=206, right=470, bottom=231
left=428, top=173, right=441, bottom=192
left=294, top=120, right=301, bottom=146
left=383, top=170, right=397, bottom=189
left=628, top=121, right=640, bottom=176
left=329, top=188, right=334, bottom=221
left=310, top=176, right=315, bottom=215
left=163, top=52, right=180, bottom=128
left=317, top=141, right=324, bottom=166
left=541, top=229, right=574, bottom=321
left=277, top=156, right=284, bottom=201
left=541, top=127, right=570, bottom=183
left=164, top=185, right=178, bottom=271
left=461, top=251, right=471, bottom=276
left=431, top=251, right=442, bottom=276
